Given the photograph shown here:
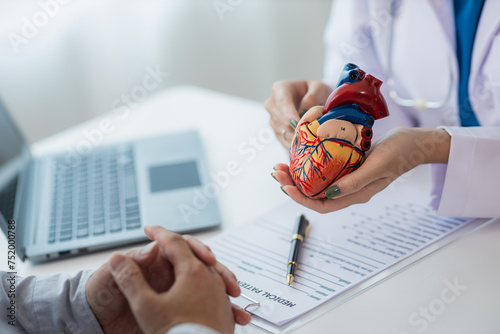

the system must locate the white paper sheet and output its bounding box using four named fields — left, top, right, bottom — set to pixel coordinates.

left=207, top=187, right=472, bottom=328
